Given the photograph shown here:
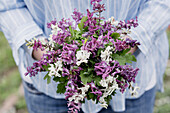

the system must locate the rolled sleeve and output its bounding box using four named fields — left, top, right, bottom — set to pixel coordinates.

left=13, top=21, right=43, bottom=65
left=129, top=0, right=170, bottom=56
left=0, top=0, right=44, bottom=65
